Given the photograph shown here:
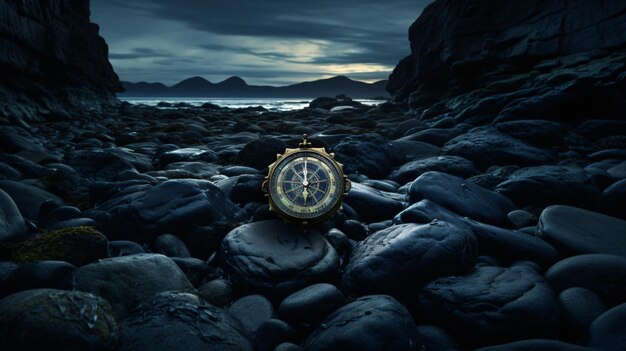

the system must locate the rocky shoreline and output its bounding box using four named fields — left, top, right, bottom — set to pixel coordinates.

left=1, top=0, right=626, bottom=350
